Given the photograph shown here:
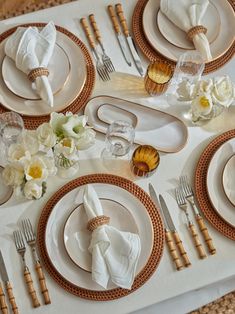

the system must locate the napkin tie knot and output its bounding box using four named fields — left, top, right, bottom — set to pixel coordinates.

left=87, top=215, right=110, bottom=232
left=28, top=67, right=50, bottom=82
left=187, top=25, right=207, bottom=42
